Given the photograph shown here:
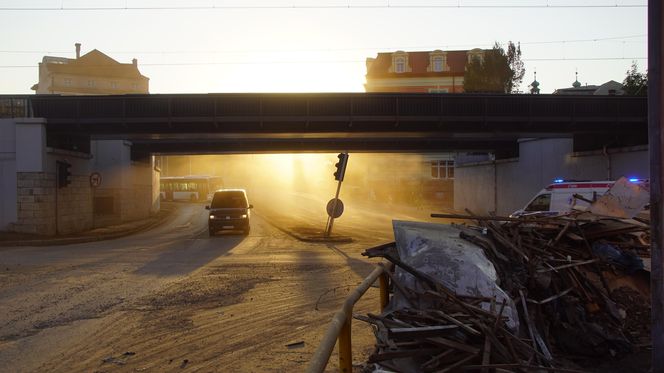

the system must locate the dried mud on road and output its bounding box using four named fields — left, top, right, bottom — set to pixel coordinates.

left=0, top=222, right=383, bottom=372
